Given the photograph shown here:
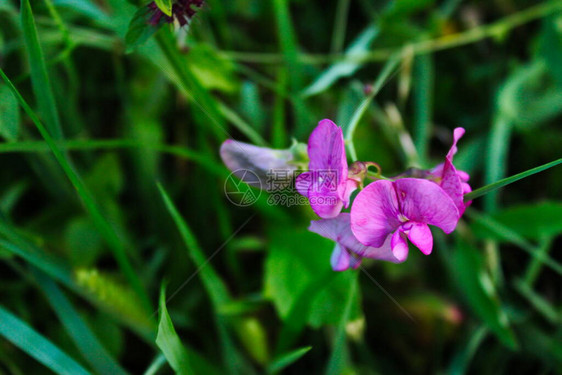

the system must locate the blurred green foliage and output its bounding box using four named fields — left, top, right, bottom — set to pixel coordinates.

left=0, top=0, right=562, bottom=374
